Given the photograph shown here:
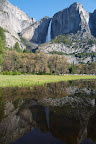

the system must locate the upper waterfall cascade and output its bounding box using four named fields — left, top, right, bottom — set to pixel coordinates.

left=46, top=19, right=52, bottom=42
